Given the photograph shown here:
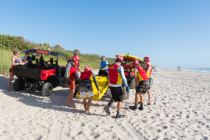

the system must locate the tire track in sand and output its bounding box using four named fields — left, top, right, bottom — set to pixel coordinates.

left=103, top=116, right=147, bottom=140
left=48, top=113, right=66, bottom=140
